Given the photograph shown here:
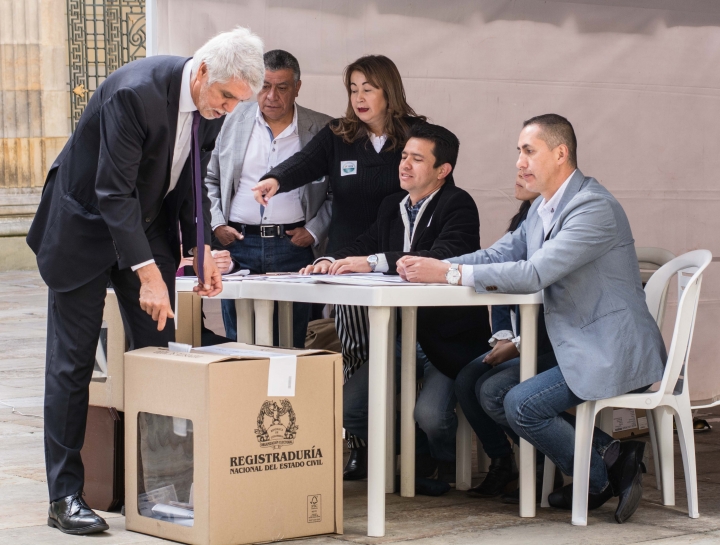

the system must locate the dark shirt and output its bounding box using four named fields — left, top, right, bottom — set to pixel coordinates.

left=262, top=118, right=422, bottom=254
